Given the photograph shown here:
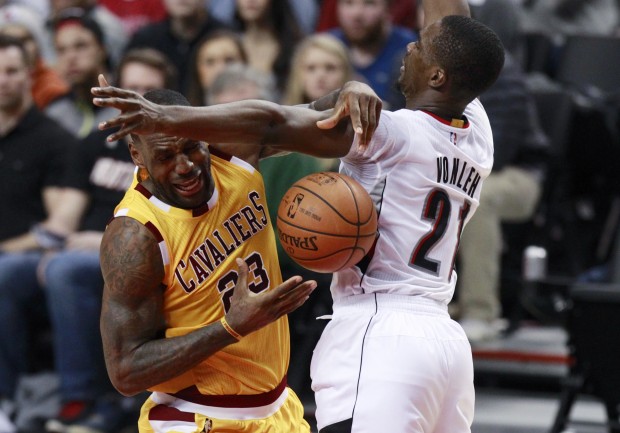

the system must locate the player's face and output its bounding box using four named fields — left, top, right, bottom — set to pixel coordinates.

left=0, top=46, right=31, bottom=111
left=337, top=0, right=388, bottom=45
left=134, top=134, right=214, bottom=209
left=301, top=47, right=347, bottom=101
left=197, top=37, right=245, bottom=89
left=120, top=62, right=166, bottom=96
left=55, top=23, right=106, bottom=86
left=398, top=23, right=439, bottom=99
